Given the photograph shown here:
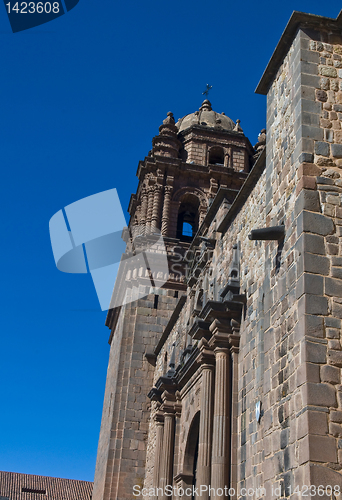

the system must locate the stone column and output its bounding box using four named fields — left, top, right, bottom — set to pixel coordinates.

left=204, top=144, right=208, bottom=166
left=196, top=355, right=214, bottom=500
left=211, top=347, right=231, bottom=499
left=161, top=186, right=172, bottom=236
left=153, top=412, right=164, bottom=499
left=224, top=151, right=229, bottom=168
left=230, top=349, right=238, bottom=500
left=228, top=147, right=233, bottom=168
left=152, top=185, right=162, bottom=231
left=229, top=320, right=240, bottom=499
left=159, top=408, right=175, bottom=500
